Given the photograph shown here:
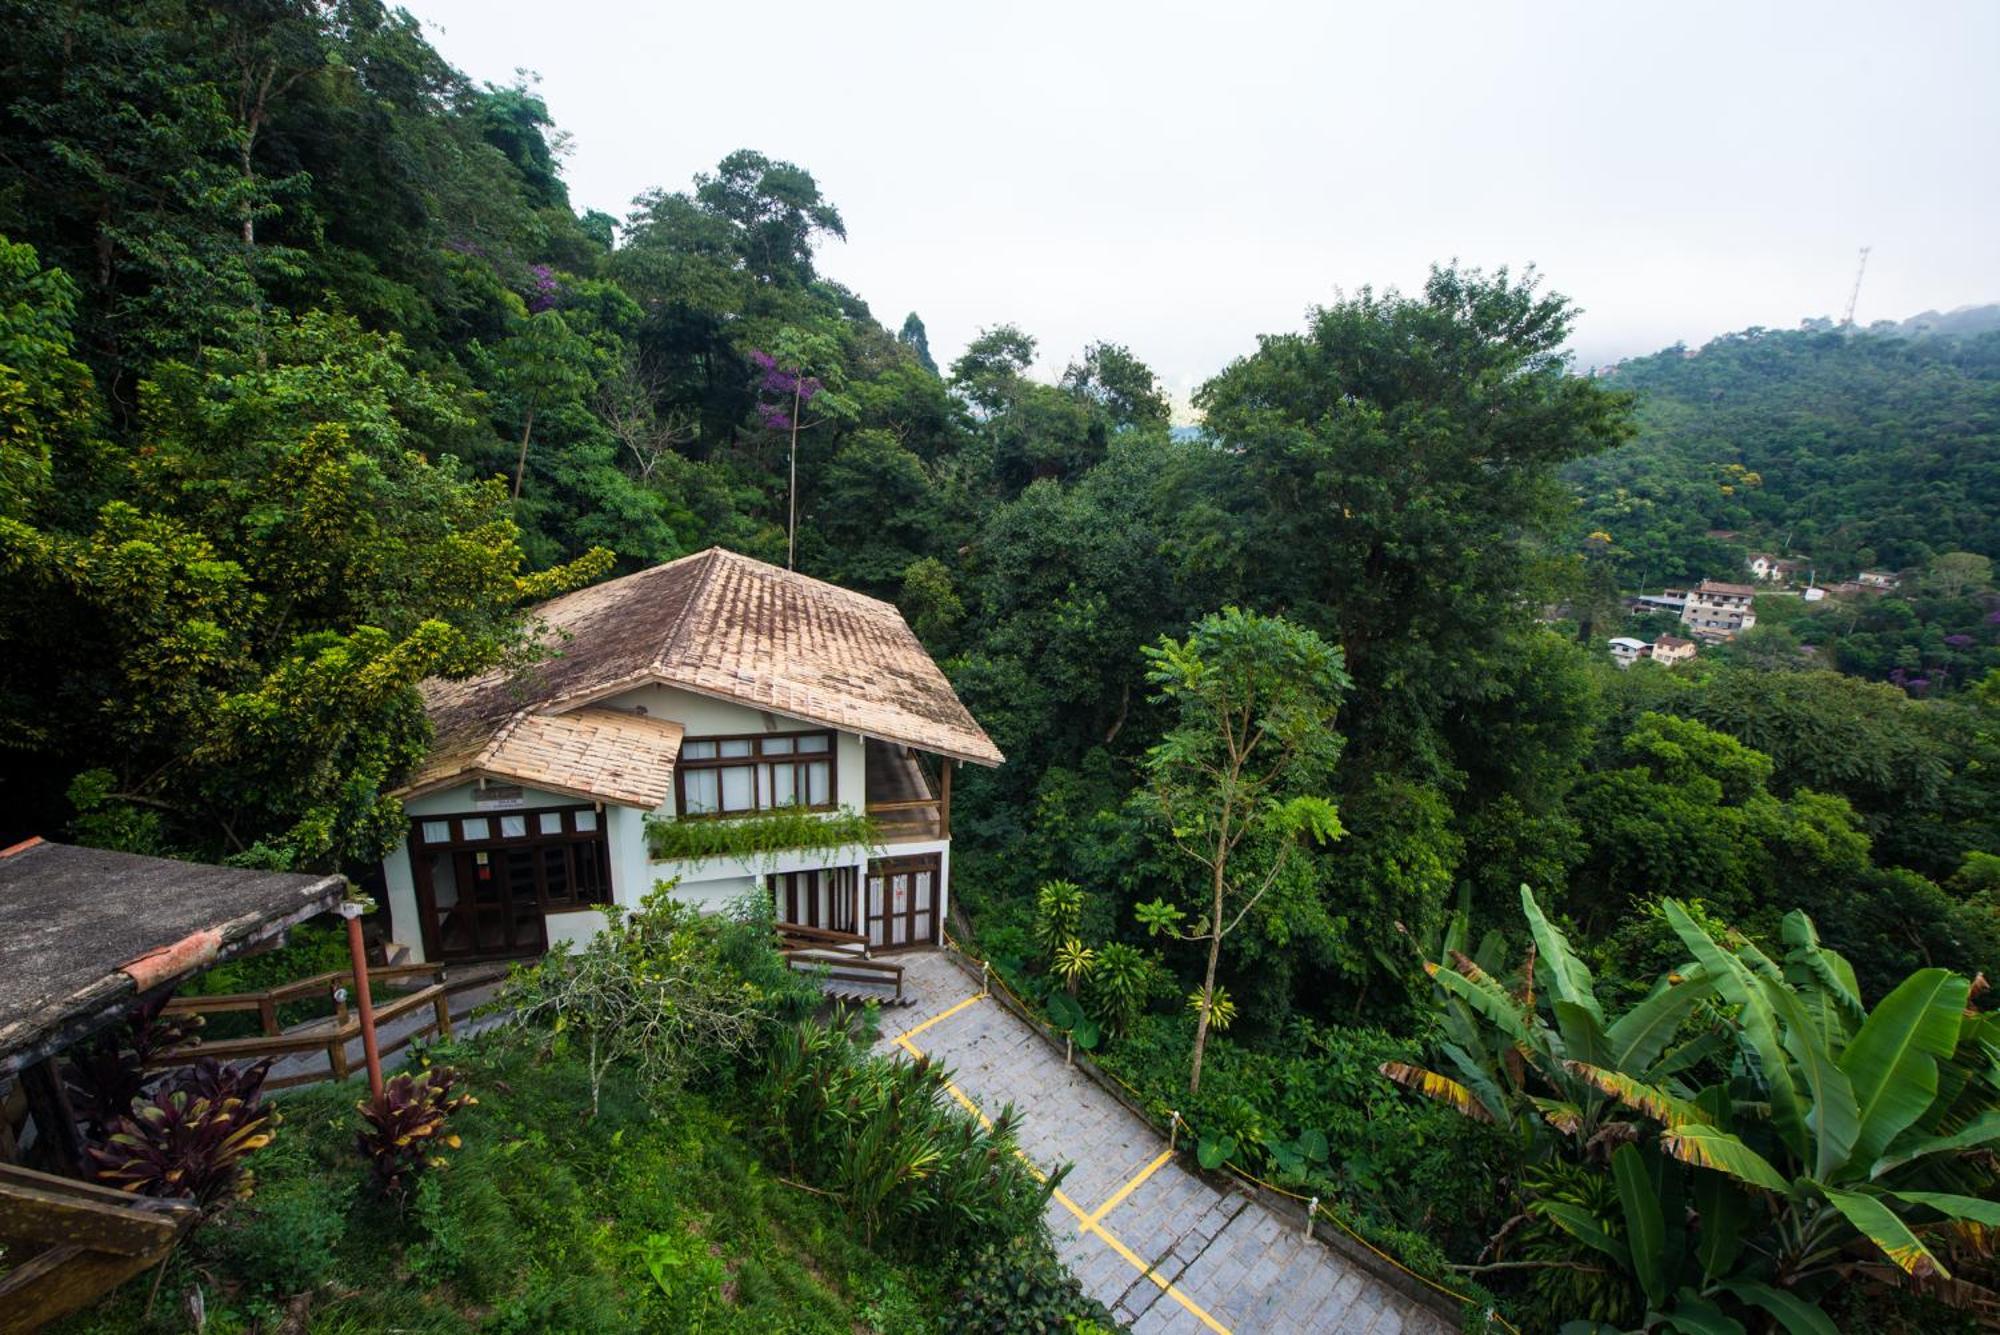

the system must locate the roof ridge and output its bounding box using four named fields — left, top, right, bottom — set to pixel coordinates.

left=653, top=547, right=725, bottom=672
